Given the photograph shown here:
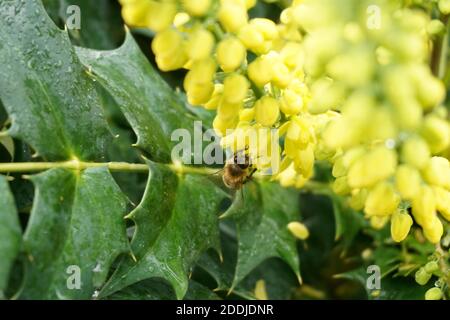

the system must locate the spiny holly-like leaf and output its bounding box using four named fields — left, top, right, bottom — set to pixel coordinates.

left=108, top=278, right=220, bottom=300
left=58, top=0, right=124, bottom=50
left=21, top=167, right=129, bottom=299
left=222, top=182, right=301, bottom=289
left=0, top=175, right=21, bottom=297
left=76, top=33, right=199, bottom=163
left=42, top=0, right=61, bottom=23
left=196, top=222, right=299, bottom=300
left=0, top=0, right=111, bottom=161
left=99, top=161, right=228, bottom=299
